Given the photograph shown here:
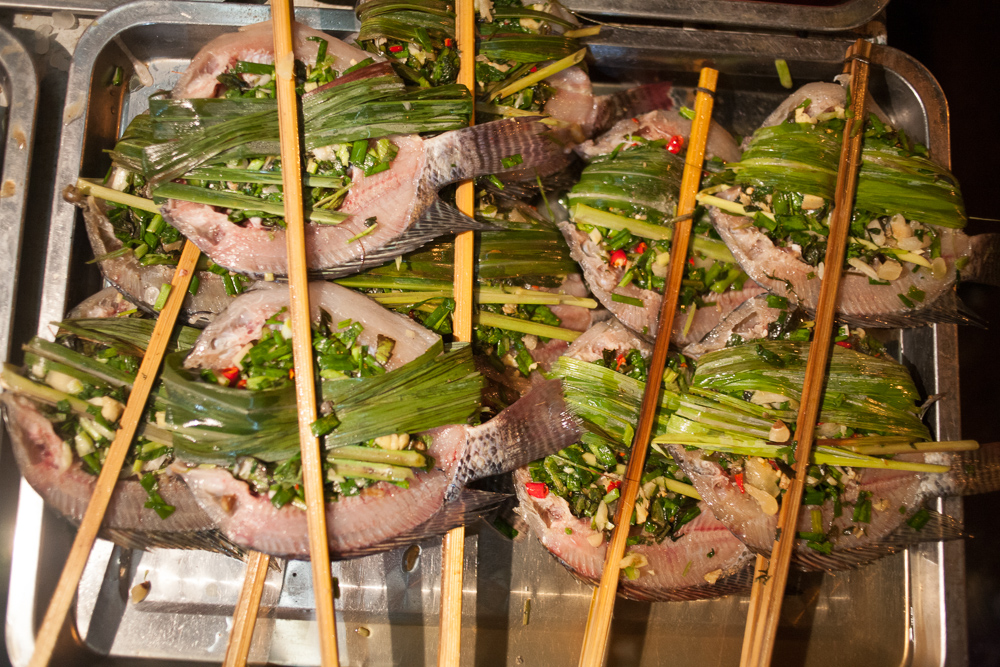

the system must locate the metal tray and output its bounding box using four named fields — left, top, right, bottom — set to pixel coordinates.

left=5, top=2, right=964, bottom=664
